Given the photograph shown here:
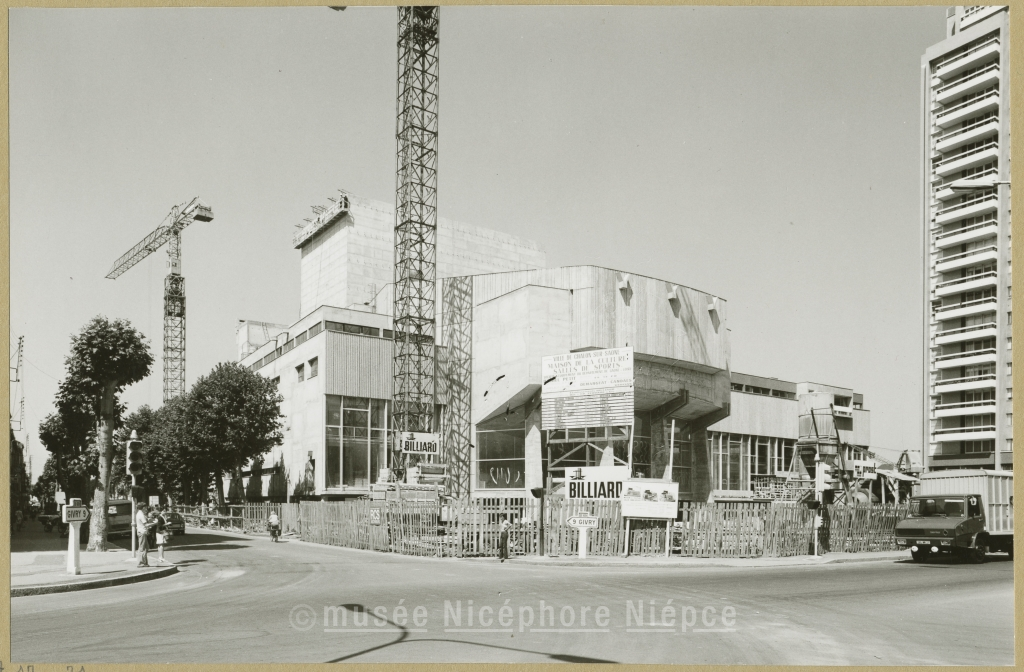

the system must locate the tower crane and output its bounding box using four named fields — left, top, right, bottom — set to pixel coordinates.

left=391, top=6, right=440, bottom=470
left=106, top=198, right=213, bottom=402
